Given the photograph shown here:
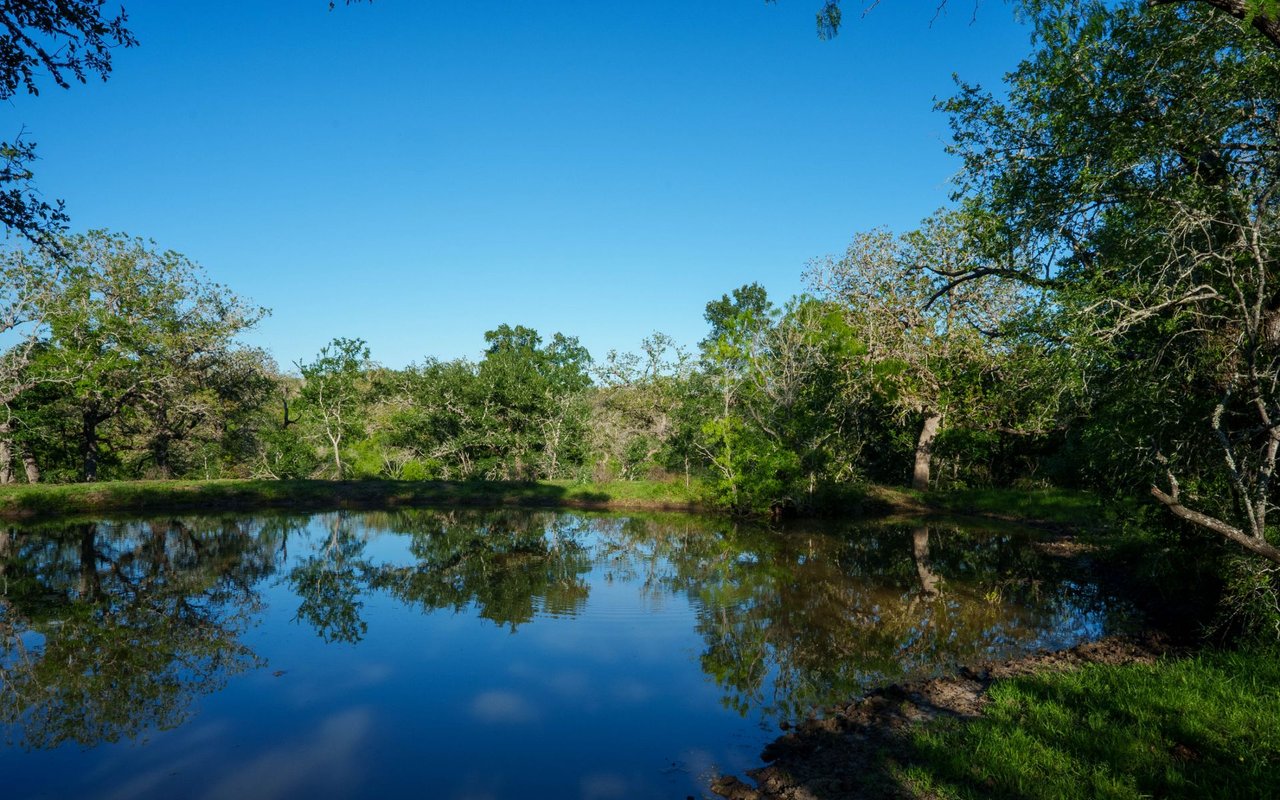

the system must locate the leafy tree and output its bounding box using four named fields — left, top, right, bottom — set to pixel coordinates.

left=367, top=509, right=592, bottom=631
left=590, top=332, right=696, bottom=481
left=0, top=1, right=137, bottom=248
left=943, top=0, right=1280, bottom=565
left=0, top=520, right=268, bottom=748
left=474, top=324, right=592, bottom=479
left=288, top=512, right=373, bottom=643
left=28, top=231, right=265, bottom=481
left=387, top=357, right=485, bottom=479
left=702, top=282, right=775, bottom=350
left=696, top=282, right=885, bottom=511
left=297, top=337, right=372, bottom=480
left=131, top=341, right=275, bottom=480
left=0, top=245, right=64, bottom=482
left=1133, top=0, right=1279, bottom=46
left=807, top=210, right=1054, bottom=490
left=697, top=284, right=789, bottom=510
